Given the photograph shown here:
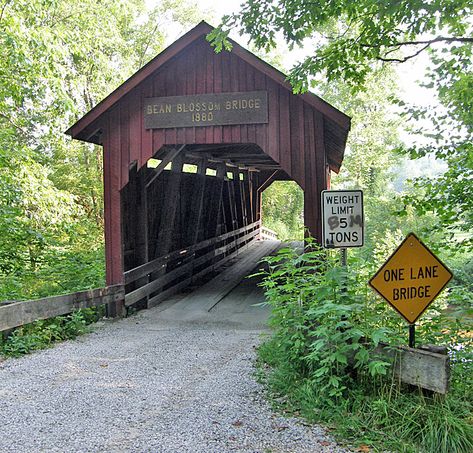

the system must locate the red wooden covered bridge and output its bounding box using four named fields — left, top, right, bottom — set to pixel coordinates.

left=66, top=22, right=351, bottom=316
